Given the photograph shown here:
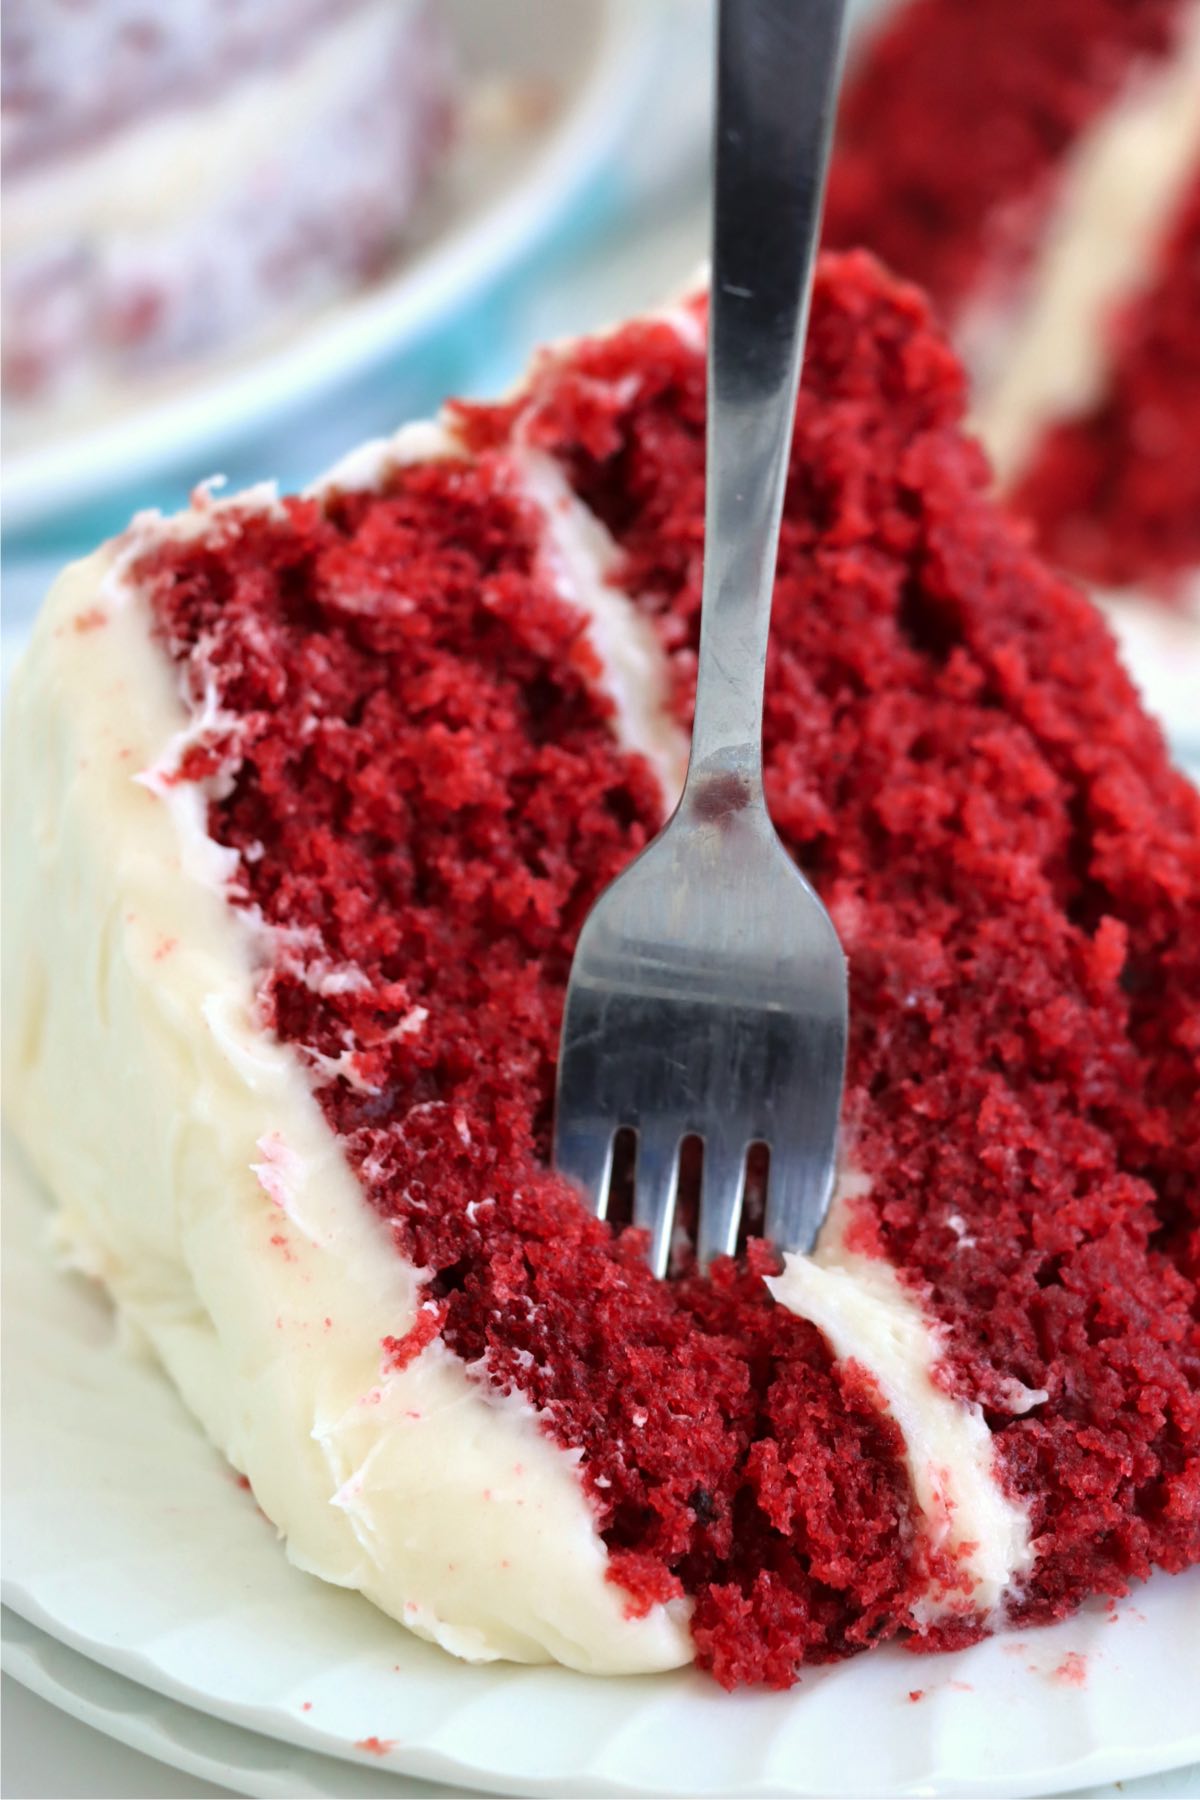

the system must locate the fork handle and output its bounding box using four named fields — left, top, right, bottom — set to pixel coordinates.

left=683, top=0, right=847, bottom=817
